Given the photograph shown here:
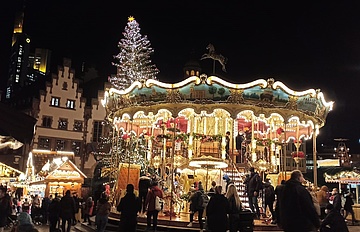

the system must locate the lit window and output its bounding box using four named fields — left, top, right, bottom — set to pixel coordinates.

left=73, top=120, right=83, bottom=131
left=56, top=139, right=65, bottom=151
left=51, top=97, right=60, bottom=106
left=38, top=137, right=50, bottom=149
left=58, top=118, right=68, bottom=130
left=72, top=141, right=81, bottom=156
left=42, top=116, right=52, bottom=128
left=66, top=99, right=75, bottom=109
